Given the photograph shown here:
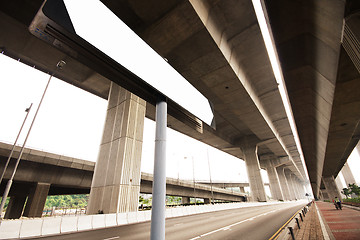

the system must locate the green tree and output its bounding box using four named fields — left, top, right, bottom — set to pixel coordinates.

left=349, top=184, right=360, bottom=197
left=342, top=188, right=351, bottom=198
left=44, top=194, right=89, bottom=209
